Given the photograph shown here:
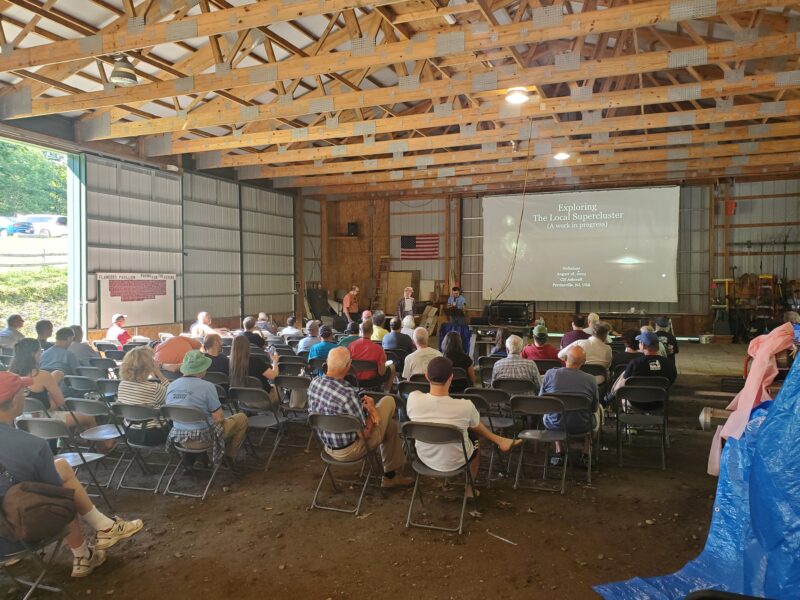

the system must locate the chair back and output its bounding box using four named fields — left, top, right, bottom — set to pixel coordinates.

left=203, top=371, right=229, bottom=386
left=479, top=365, right=494, bottom=386
left=16, top=417, right=70, bottom=440
left=95, top=342, right=118, bottom=353
left=464, top=387, right=510, bottom=411
left=112, top=402, right=161, bottom=424
left=96, top=379, right=121, bottom=401
left=477, top=355, right=502, bottom=369
left=65, top=398, right=111, bottom=418
left=384, top=348, right=407, bottom=363
left=286, top=335, right=304, bottom=343
left=617, top=386, right=667, bottom=413
left=89, top=358, right=117, bottom=371
left=76, top=366, right=108, bottom=380
left=581, top=363, right=609, bottom=385
left=409, top=373, right=427, bottom=383
left=243, top=376, right=263, bottom=389
left=23, top=396, right=50, bottom=415
left=274, top=347, right=295, bottom=357
left=278, top=362, right=305, bottom=376
left=123, top=342, right=147, bottom=352
left=401, top=421, right=463, bottom=445
left=160, top=369, right=182, bottom=381
left=625, top=376, right=671, bottom=390
left=612, top=363, right=628, bottom=381
left=297, top=350, right=310, bottom=361
left=398, top=380, right=430, bottom=402
left=510, top=395, right=565, bottom=419
left=544, top=392, right=592, bottom=412
left=334, top=334, right=347, bottom=342
left=63, top=375, right=99, bottom=394
left=273, top=375, right=311, bottom=391
left=452, top=367, right=468, bottom=381
left=308, top=413, right=362, bottom=435
left=161, top=405, right=210, bottom=427
left=228, top=386, right=272, bottom=411
left=287, top=340, right=300, bottom=350
left=308, top=358, right=327, bottom=375
left=536, top=359, right=562, bottom=375
left=493, top=378, right=537, bottom=395
left=350, top=359, right=378, bottom=375
left=458, top=393, right=490, bottom=415
left=214, top=384, right=227, bottom=403
left=104, top=350, right=126, bottom=361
